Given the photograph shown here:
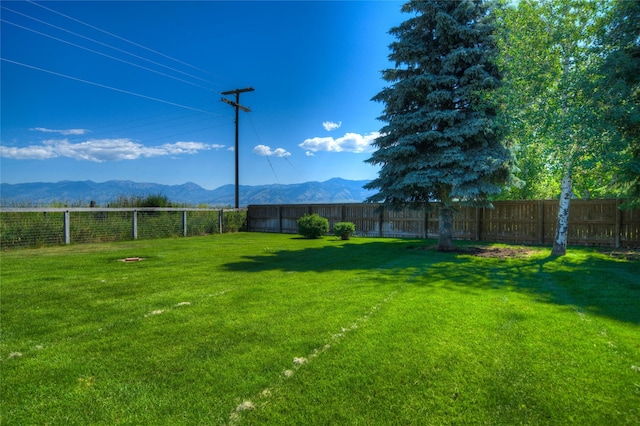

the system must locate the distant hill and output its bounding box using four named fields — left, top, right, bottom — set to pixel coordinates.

left=0, top=178, right=375, bottom=207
